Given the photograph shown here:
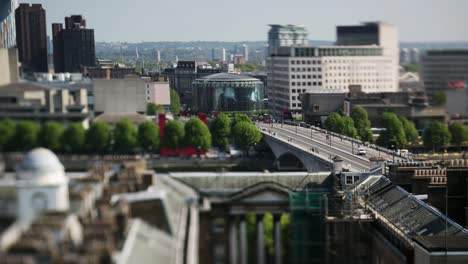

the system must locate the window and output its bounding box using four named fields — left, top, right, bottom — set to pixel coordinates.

left=318, top=82, right=322, bottom=85
left=291, top=61, right=295, bottom=64
left=298, top=103, right=302, bottom=107
left=313, top=75, right=316, bottom=78
left=292, top=89, right=296, bottom=93
left=303, top=89, right=306, bottom=93
left=307, top=82, right=312, bottom=86
left=302, top=75, right=306, bottom=78
left=292, top=103, right=297, bottom=107
left=292, top=82, right=296, bottom=86
left=291, top=75, right=296, bottom=79
left=313, top=82, right=317, bottom=85
left=292, top=96, right=296, bottom=100
left=308, top=75, right=312, bottom=79
left=302, top=82, right=306, bottom=86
